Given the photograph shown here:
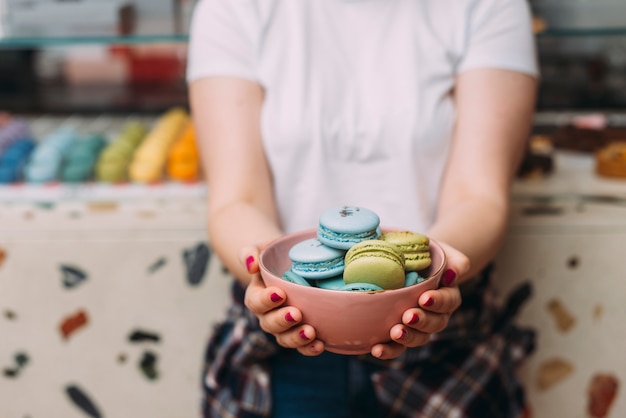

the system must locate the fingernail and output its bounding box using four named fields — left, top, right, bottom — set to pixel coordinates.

left=270, top=292, right=283, bottom=303
left=245, top=255, right=255, bottom=273
left=398, top=329, right=407, bottom=340
left=299, top=330, right=310, bottom=341
left=443, top=269, right=457, bottom=286
left=408, top=313, right=419, bottom=325
left=285, top=312, right=296, bottom=323
left=423, top=297, right=434, bottom=307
